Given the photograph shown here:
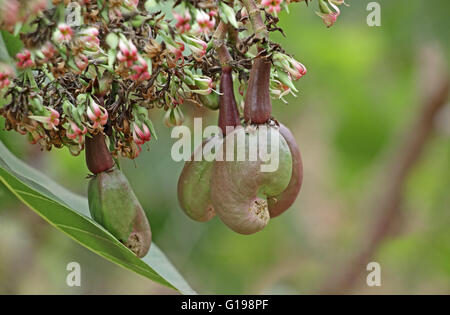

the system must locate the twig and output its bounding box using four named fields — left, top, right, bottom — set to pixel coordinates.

left=319, top=76, right=450, bottom=294
left=240, top=0, right=268, bottom=41
left=213, top=21, right=233, bottom=68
